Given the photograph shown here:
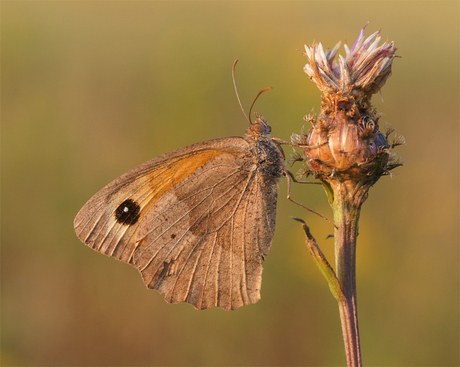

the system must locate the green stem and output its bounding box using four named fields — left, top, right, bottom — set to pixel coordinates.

left=332, top=182, right=365, bottom=367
